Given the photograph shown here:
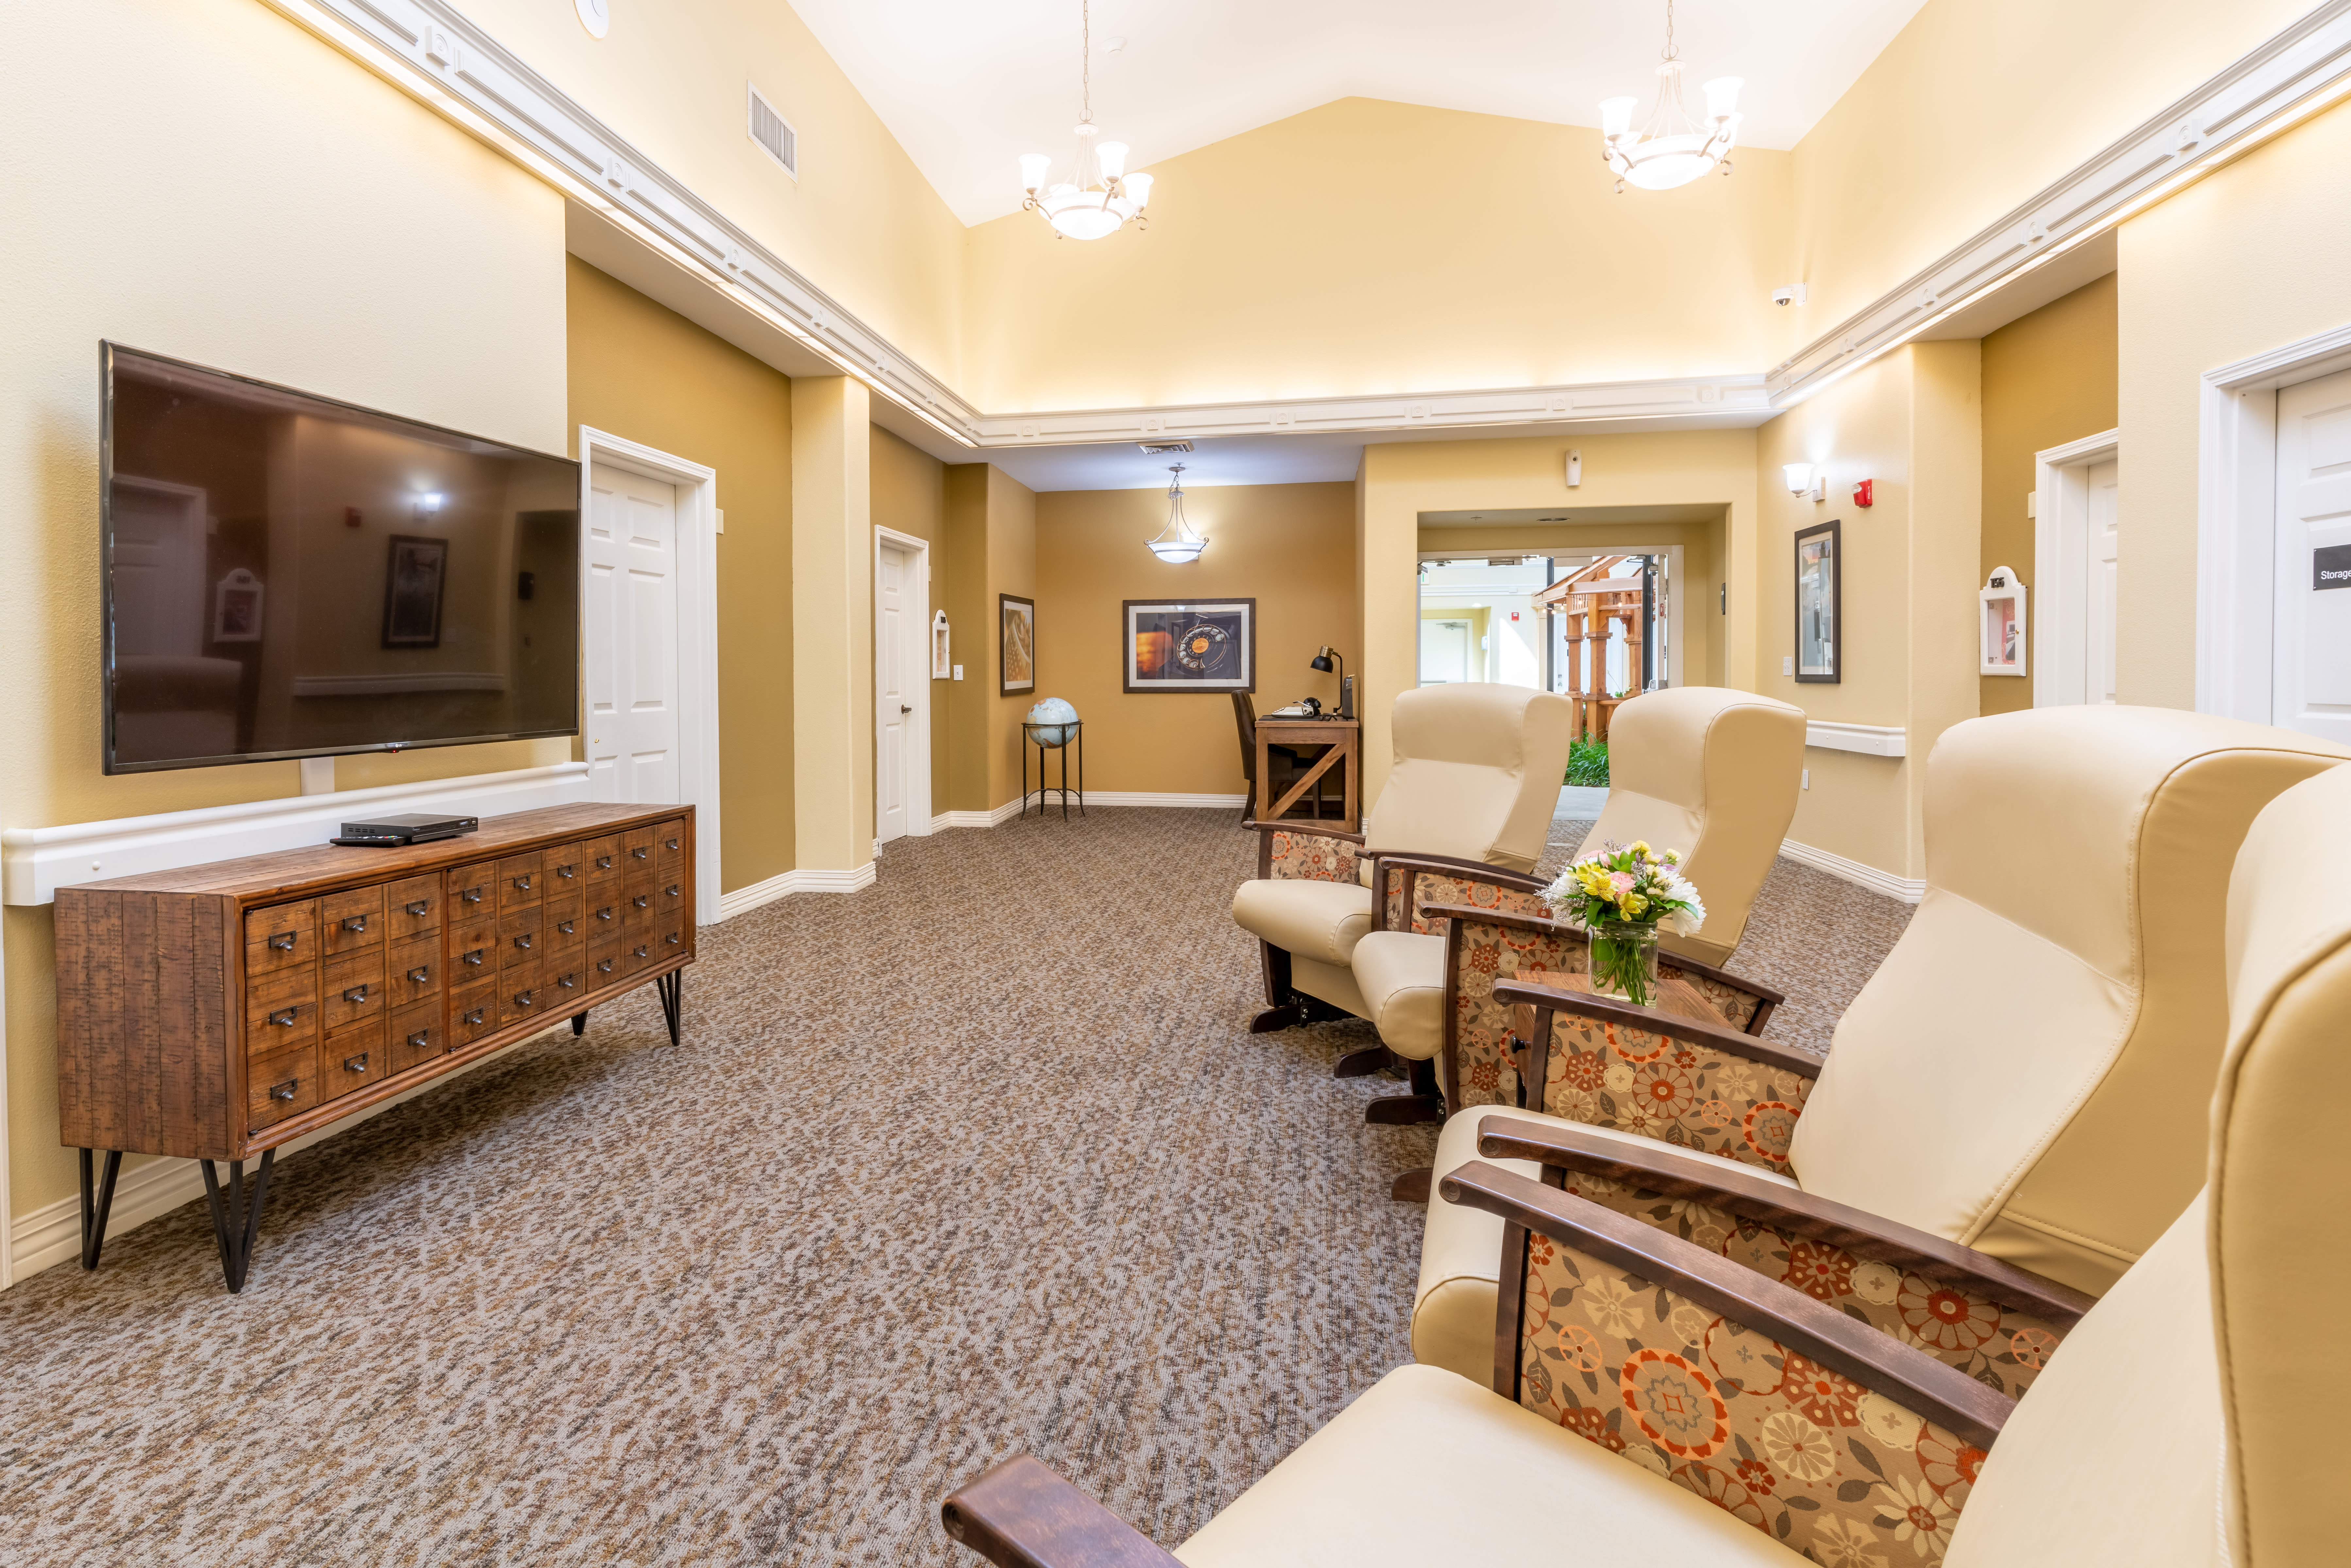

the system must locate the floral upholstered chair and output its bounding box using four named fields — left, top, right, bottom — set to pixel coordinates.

left=940, top=758, right=2351, bottom=1568
left=1412, top=705, right=2351, bottom=1386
